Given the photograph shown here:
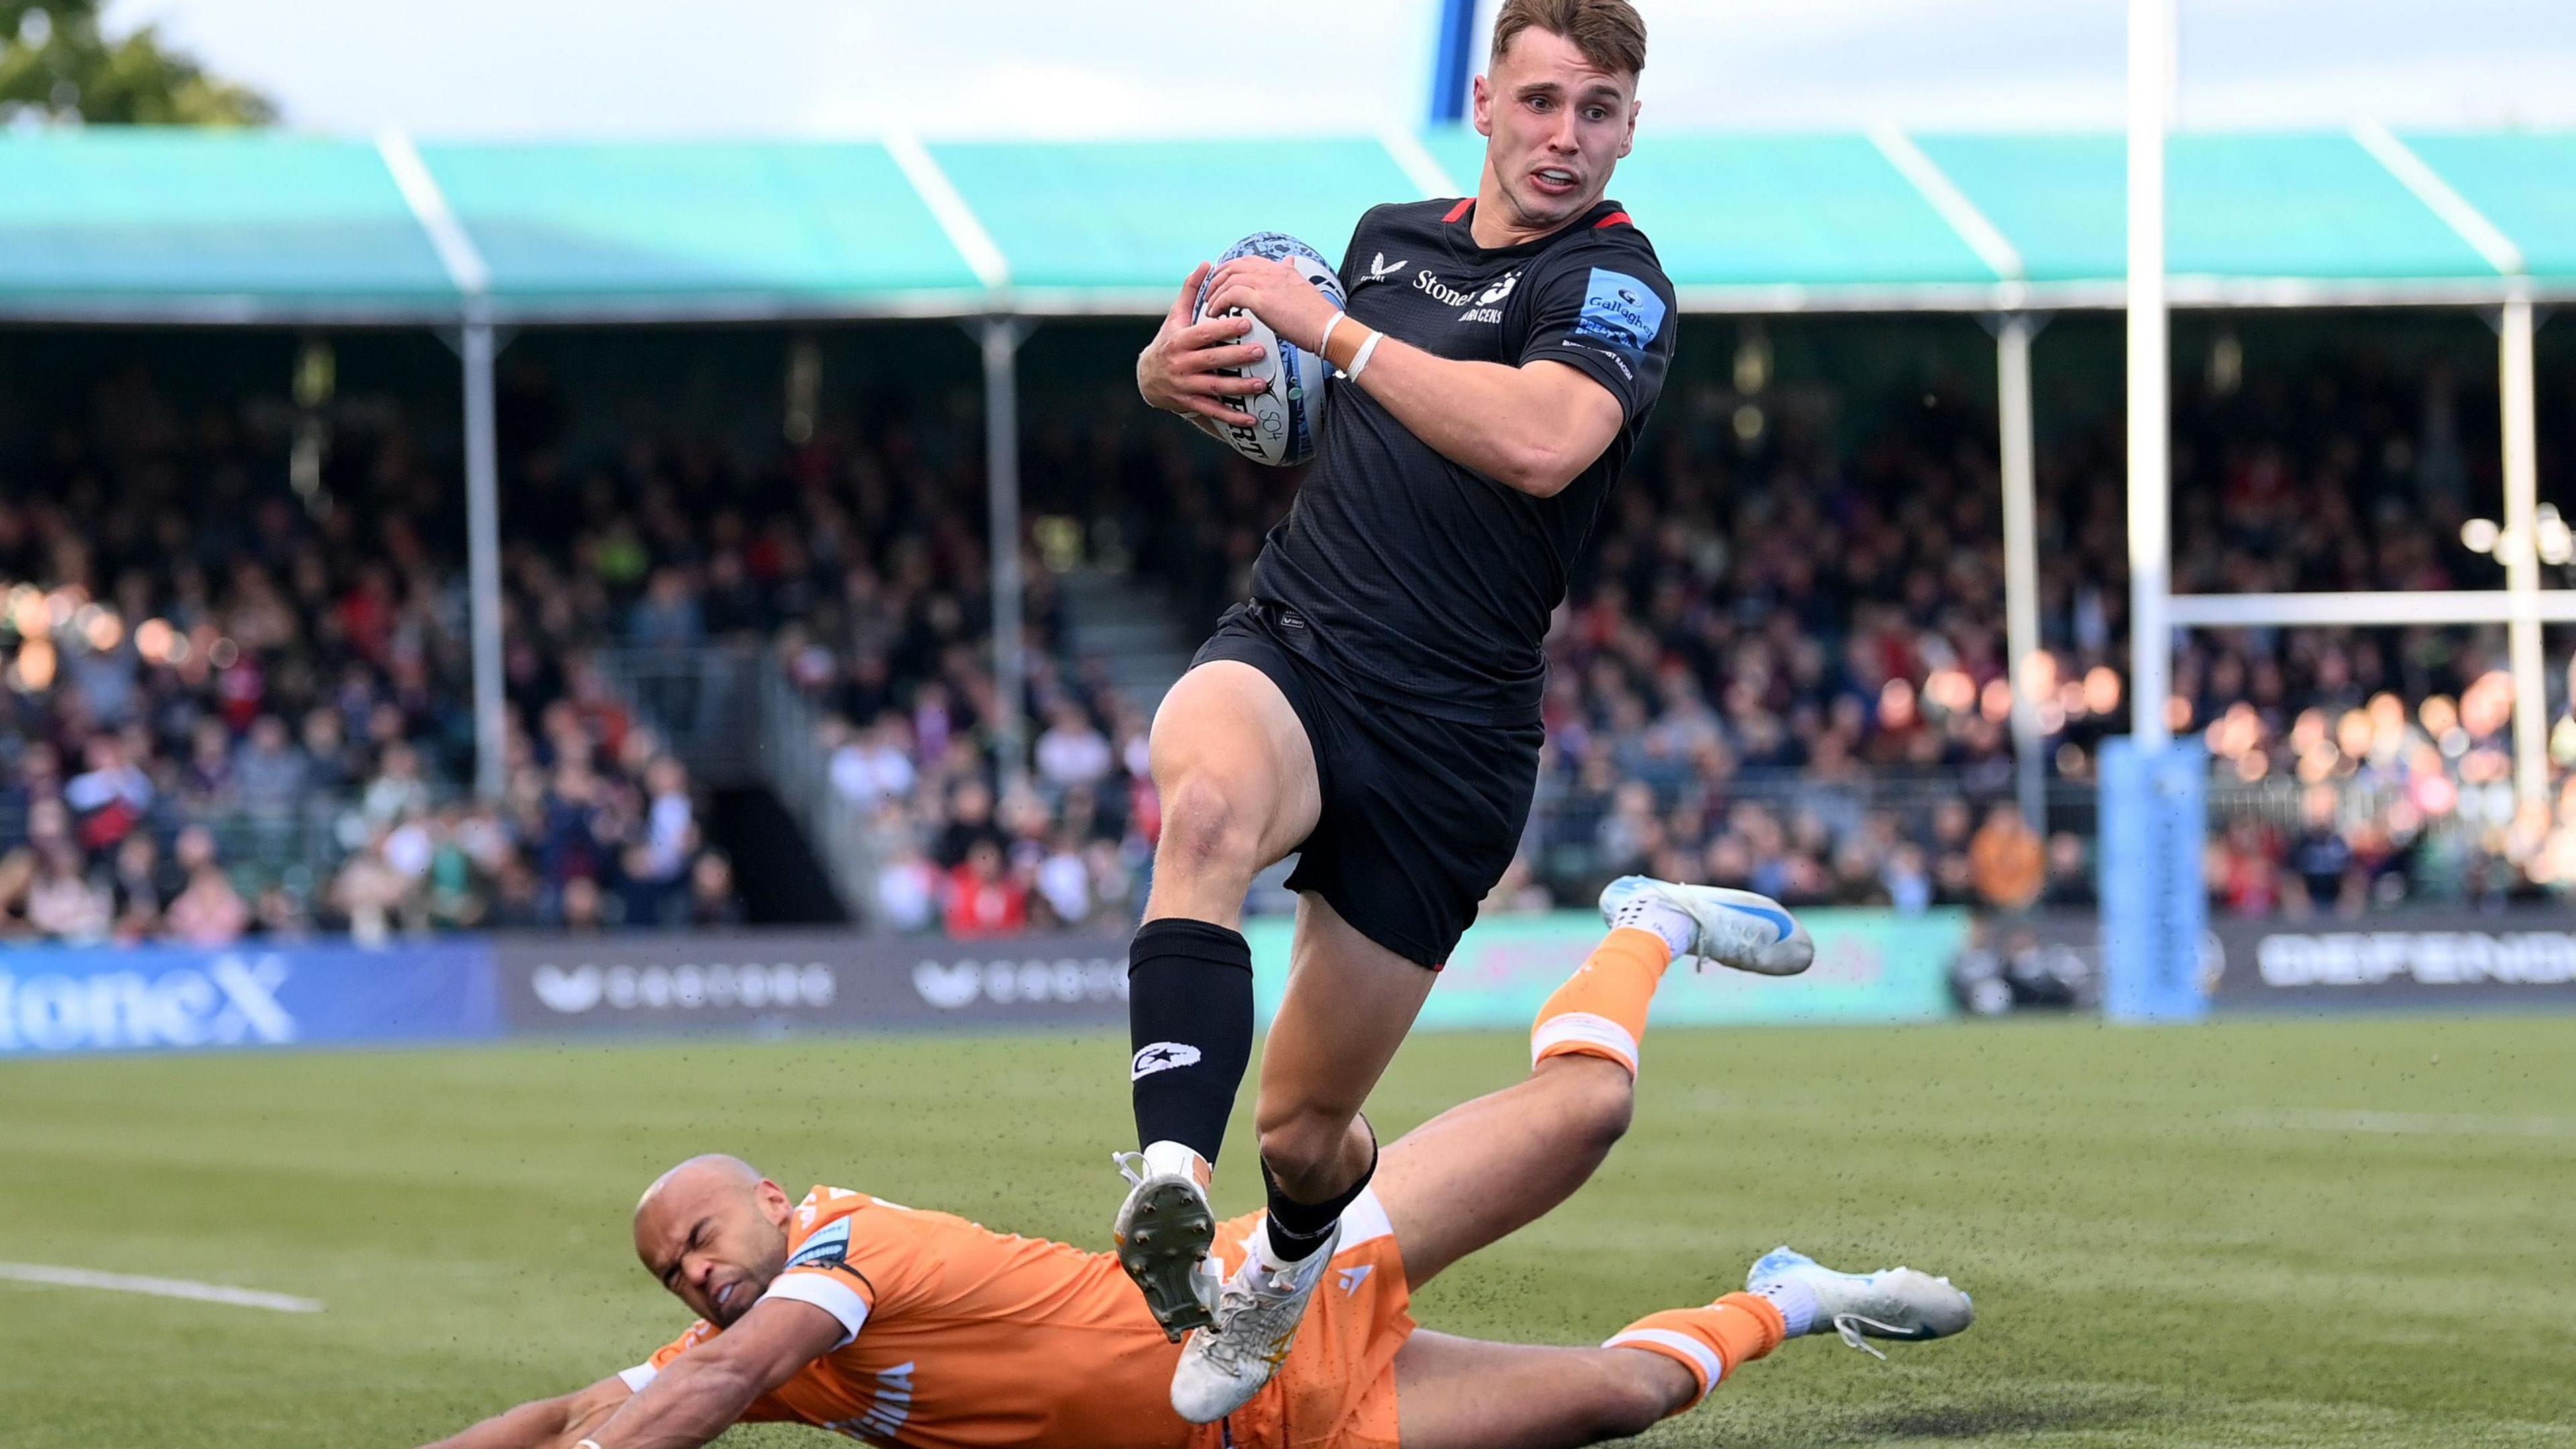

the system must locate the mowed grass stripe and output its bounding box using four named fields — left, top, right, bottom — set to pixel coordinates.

left=0, top=1018, right=2569, bottom=1448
